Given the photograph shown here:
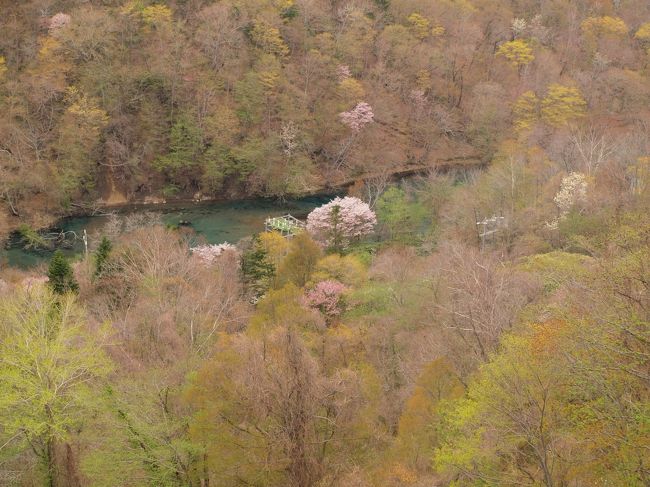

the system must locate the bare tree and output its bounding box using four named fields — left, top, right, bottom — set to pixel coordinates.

left=433, top=243, right=539, bottom=376
left=362, top=171, right=391, bottom=209
left=570, top=126, right=616, bottom=176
